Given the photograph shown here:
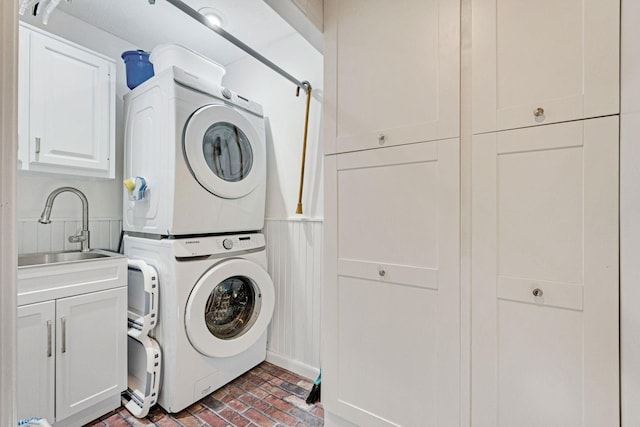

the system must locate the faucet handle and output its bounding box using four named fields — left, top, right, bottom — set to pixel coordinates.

left=68, top=230, right=89, bottom=244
